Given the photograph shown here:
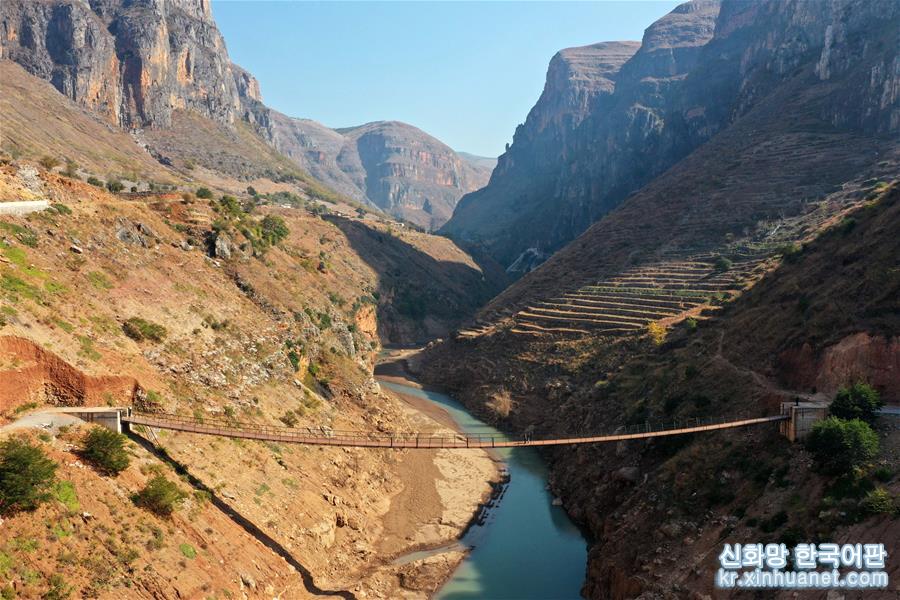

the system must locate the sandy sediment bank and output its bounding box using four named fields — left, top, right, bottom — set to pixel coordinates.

left=368, top=349, right=501, bottom=598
